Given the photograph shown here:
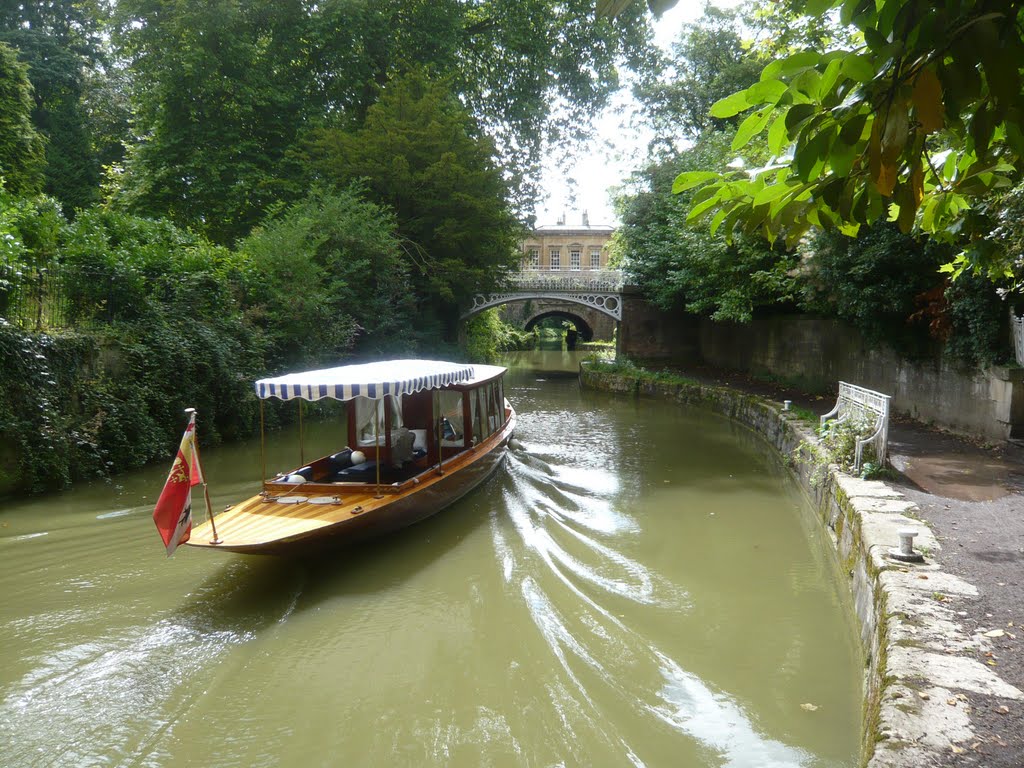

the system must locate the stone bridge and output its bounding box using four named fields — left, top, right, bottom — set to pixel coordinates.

left=462, top=271, right=625, bottom=341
